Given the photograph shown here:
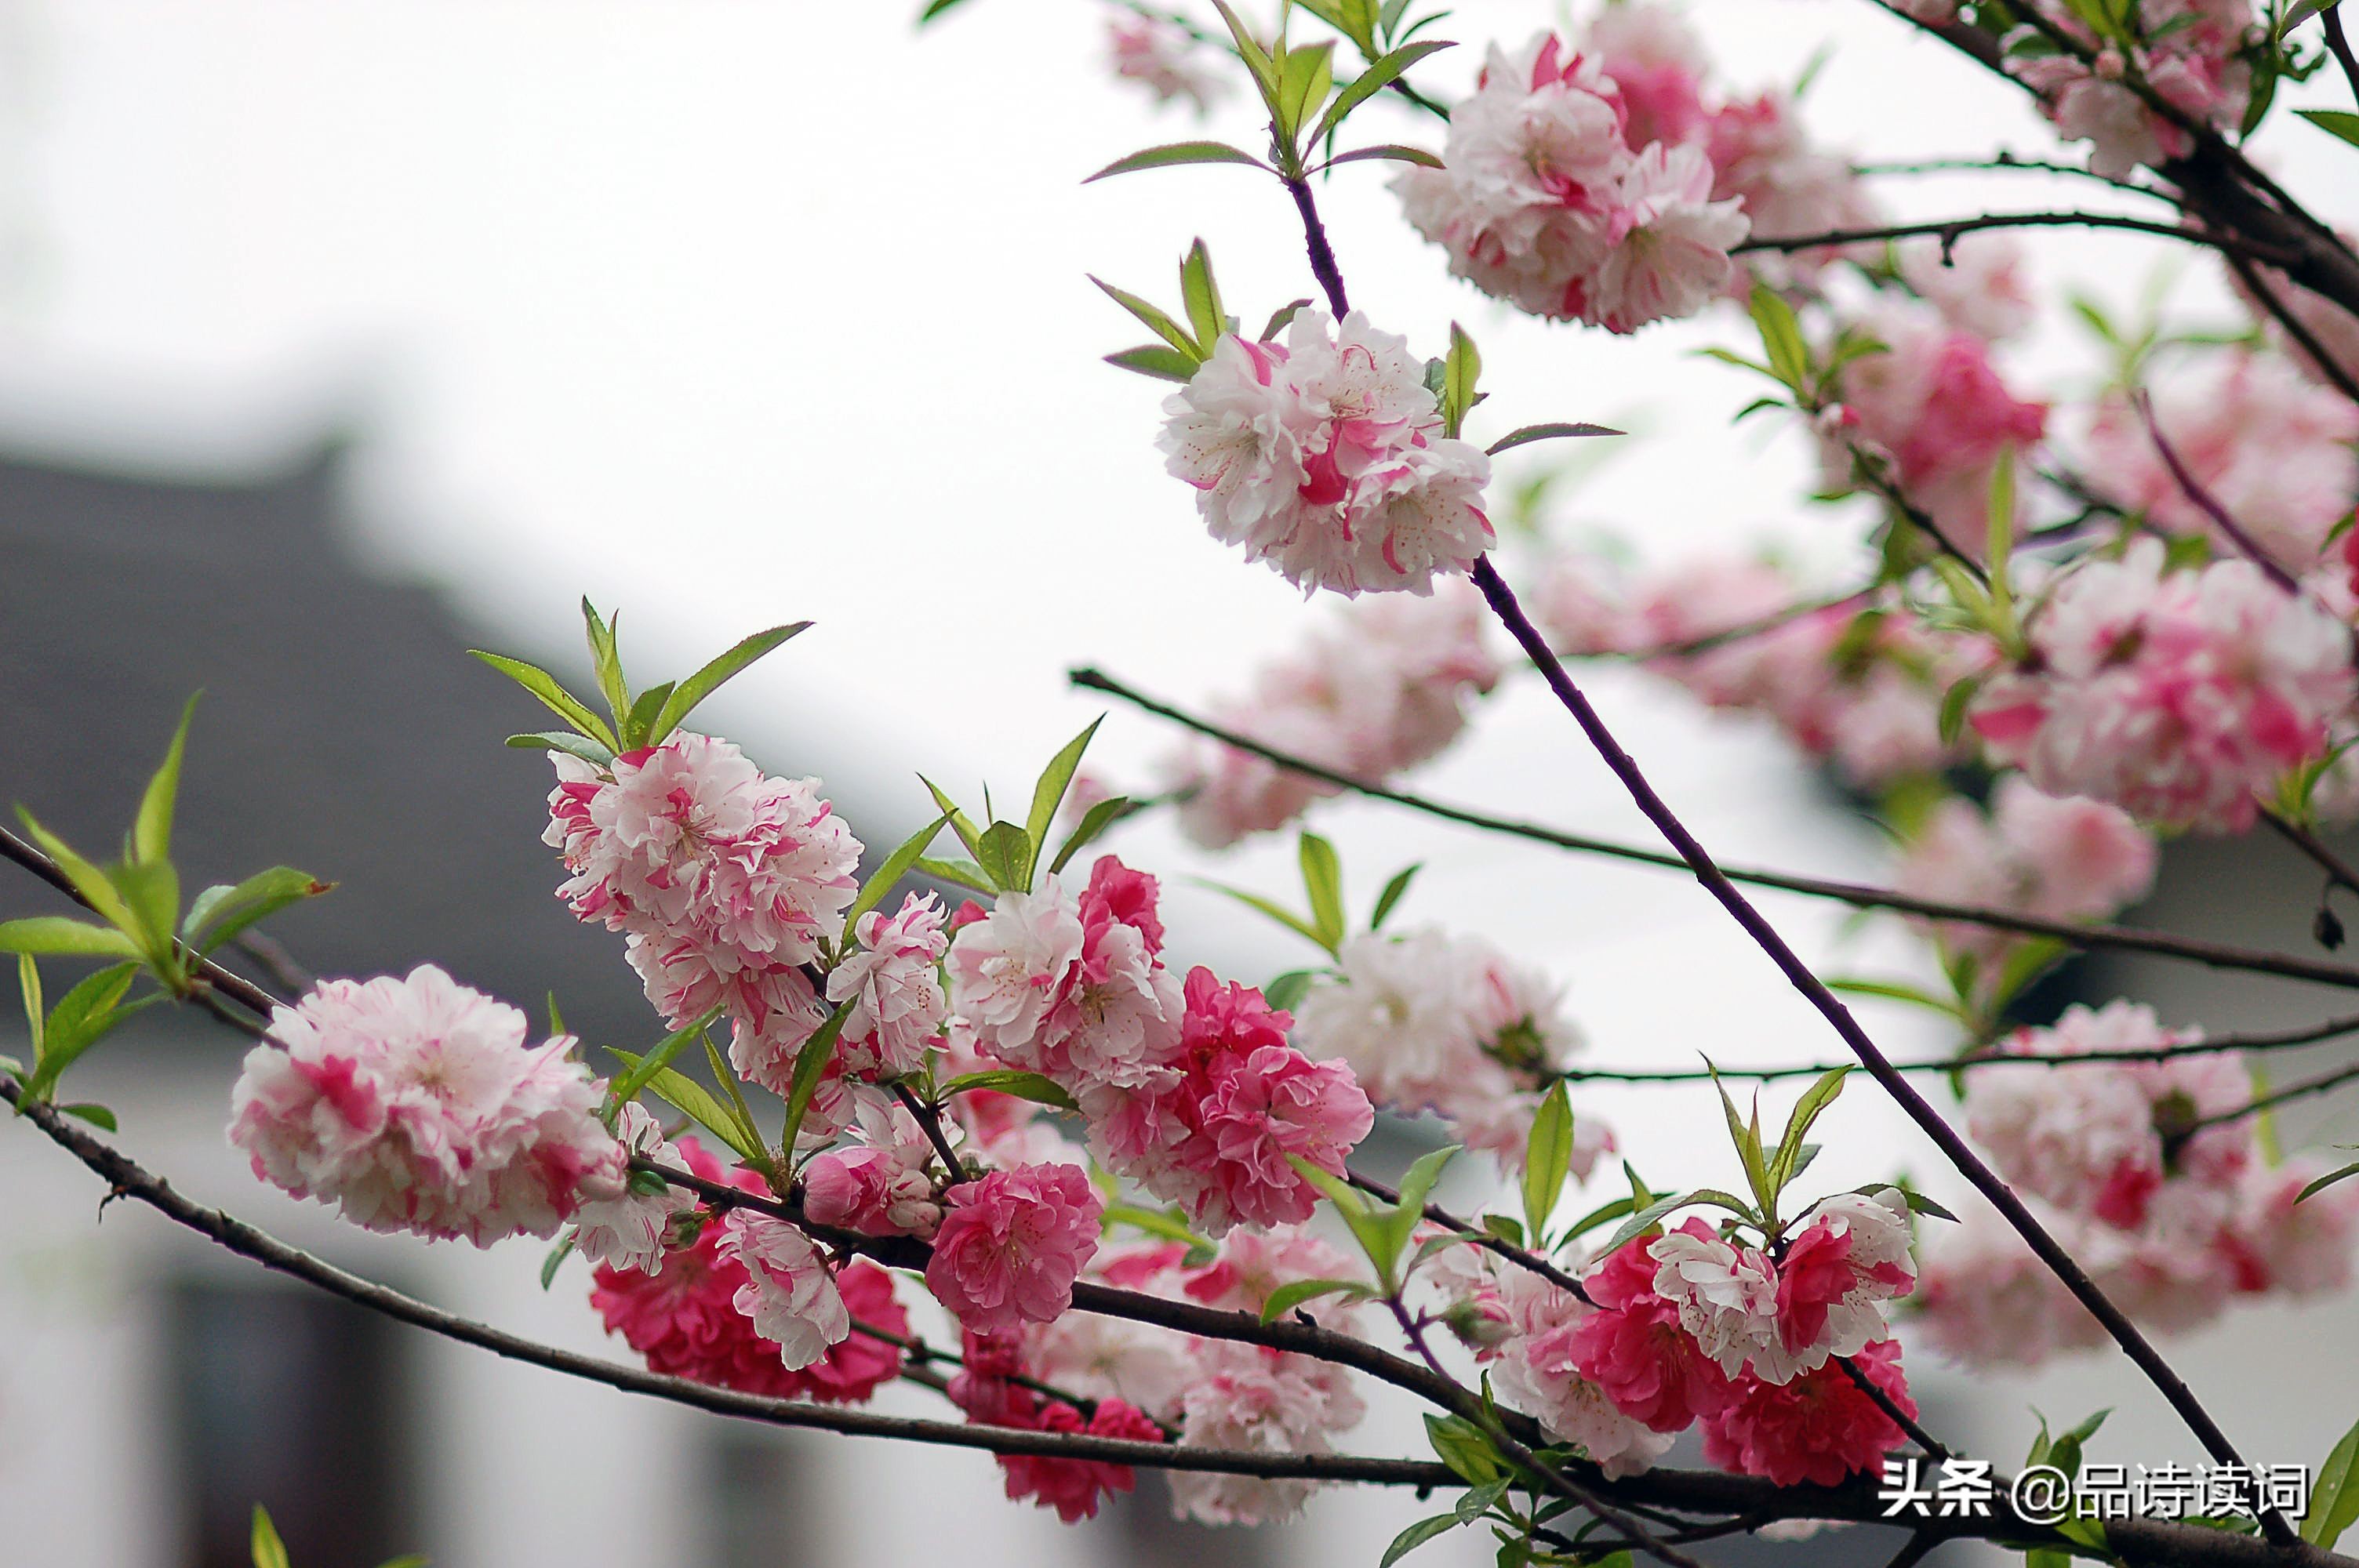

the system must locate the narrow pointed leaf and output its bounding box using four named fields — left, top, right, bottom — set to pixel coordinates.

left=15, top=812, right=136, bottom=935
left=976, top=821, right=1032, bottom=893
left=133, top=693, right=201, bottom=866
left=0, top=917, right=141, bottom=959
left=778, top=1001, right=856, bottom=1157
left=1082, top=141, right=1272, bottom=183
left=506, top=731, right=617, bottom=767
left=1258, top=1277, right=1370, bottom=1323
left=1196, top=880, right=1329, bottom=950
left=843, top=815, right=951, bottom=936
left=915, top=855, right=996, bottom=895
left=2305, top=1417, right=2359, bottom=1547
left=1485, top=422, right=1623, bottom=455
left=607, top=1005, right=725, bottom=1109
left=1521, top=1080, right=1573, bottom=1240
left=468, top=652, right=619, bottom=751
left=649, top=622, right=811, bottom=741
left=1298, top=830, right=1346, bottom=949
left=1049, top=795, right=1133, bottom=876
left=1105, top=344, right=1200, bottom=382
left=1318, top=143, right=1444, bottom=169
left=1310, top=38, right=1452, bottom=145
left=184, top=867, right=333, bottom=954
left=1178, top=241, right=1227, bottom=356
left=581, top=599, right=631, bottom=734
left=607, top=1048, right=761, bottom=1164
left=1025, top=719, right=1103, bottom=885
left=940, top=1069, right=1080, bottom=1112
left=1370, top=862, right=1420, bottom=928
